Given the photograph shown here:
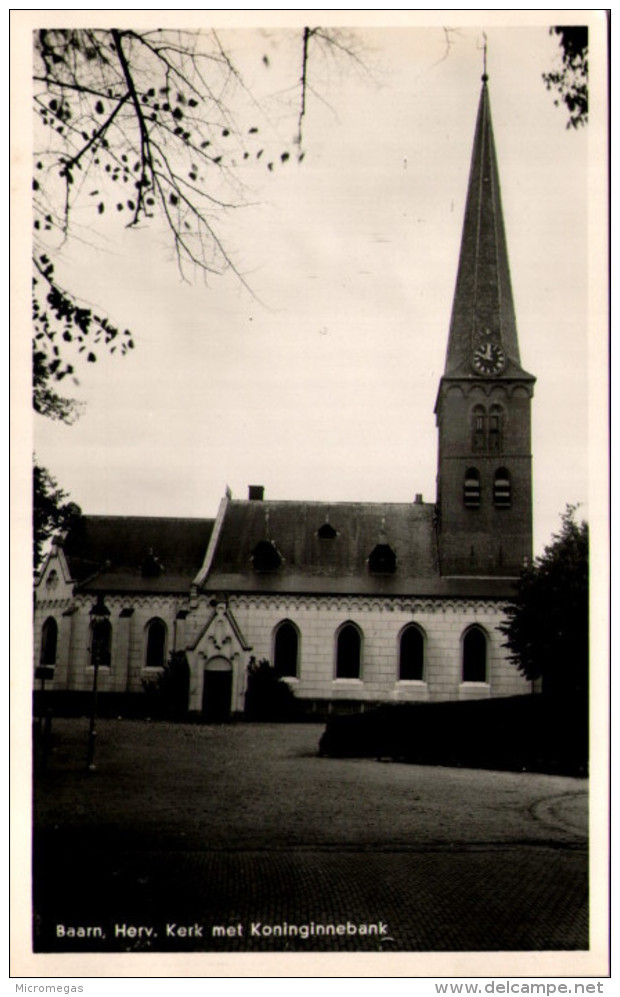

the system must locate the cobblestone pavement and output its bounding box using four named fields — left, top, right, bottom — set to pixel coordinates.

left=32, top=720, right=588, bottom=953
